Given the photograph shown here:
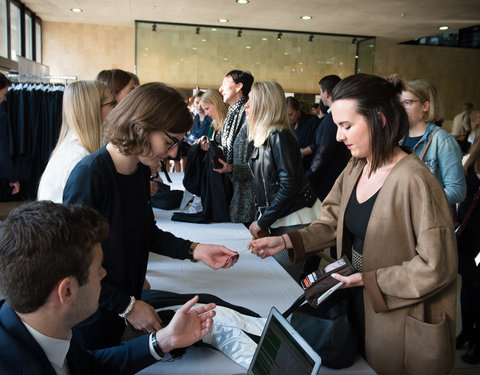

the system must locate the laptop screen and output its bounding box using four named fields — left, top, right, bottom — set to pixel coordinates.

left=248, top=307, right=321, bottom=375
